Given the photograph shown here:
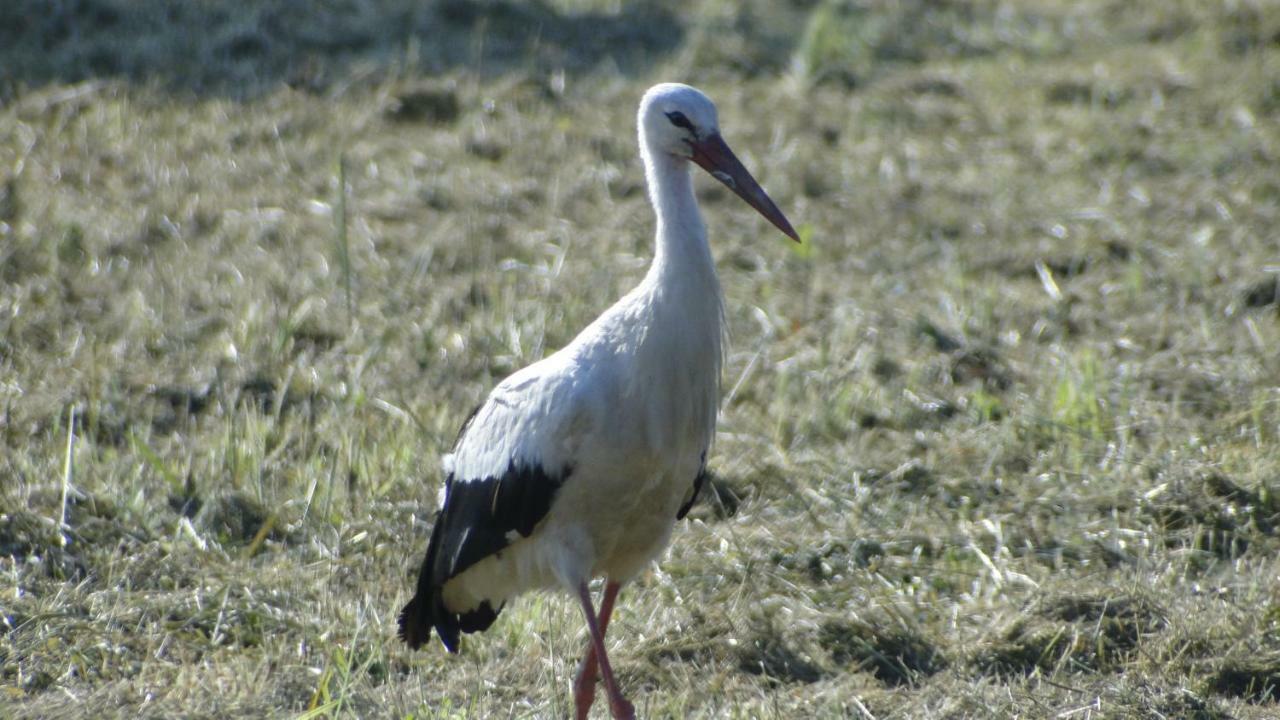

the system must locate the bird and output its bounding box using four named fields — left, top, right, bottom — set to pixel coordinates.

left=398, top=82, right=799, bottom=720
